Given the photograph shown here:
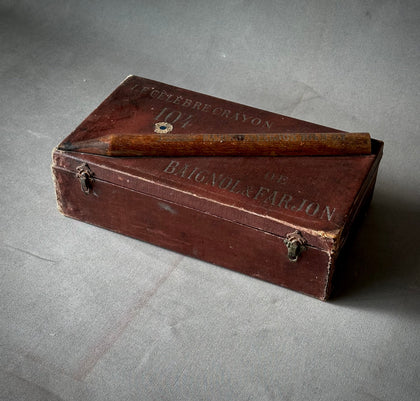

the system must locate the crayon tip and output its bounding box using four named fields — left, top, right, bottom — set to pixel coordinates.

left=57, top=138, right=109, bottom=155
left=58, top=141, right=77, bottom=151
